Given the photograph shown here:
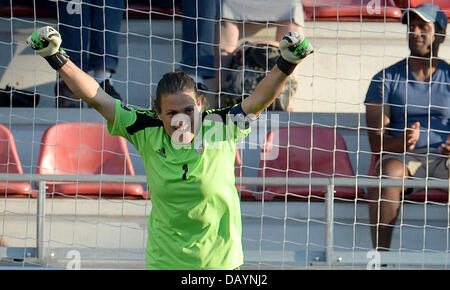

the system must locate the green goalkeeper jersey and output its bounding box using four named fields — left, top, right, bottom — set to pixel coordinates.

left=107, top=100, right=251, bottom=270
